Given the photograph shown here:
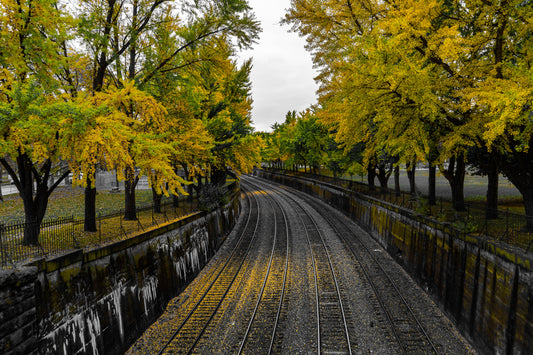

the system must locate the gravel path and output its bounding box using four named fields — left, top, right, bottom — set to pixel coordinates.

left=128, top=176, right=477, bottom=354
